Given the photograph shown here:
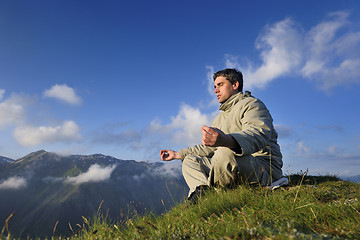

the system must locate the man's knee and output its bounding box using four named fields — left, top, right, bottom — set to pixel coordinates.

left=212, top=147, right=237, bottom=171
left=182, top=155, right=197, bottom=173
left=182, top=155, right=201, bottom=168
left=182, top=155, right=210, bottom=175
left=210, top=148, right=238, bottom=187
left=236, top=155, right=270, bottom=185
